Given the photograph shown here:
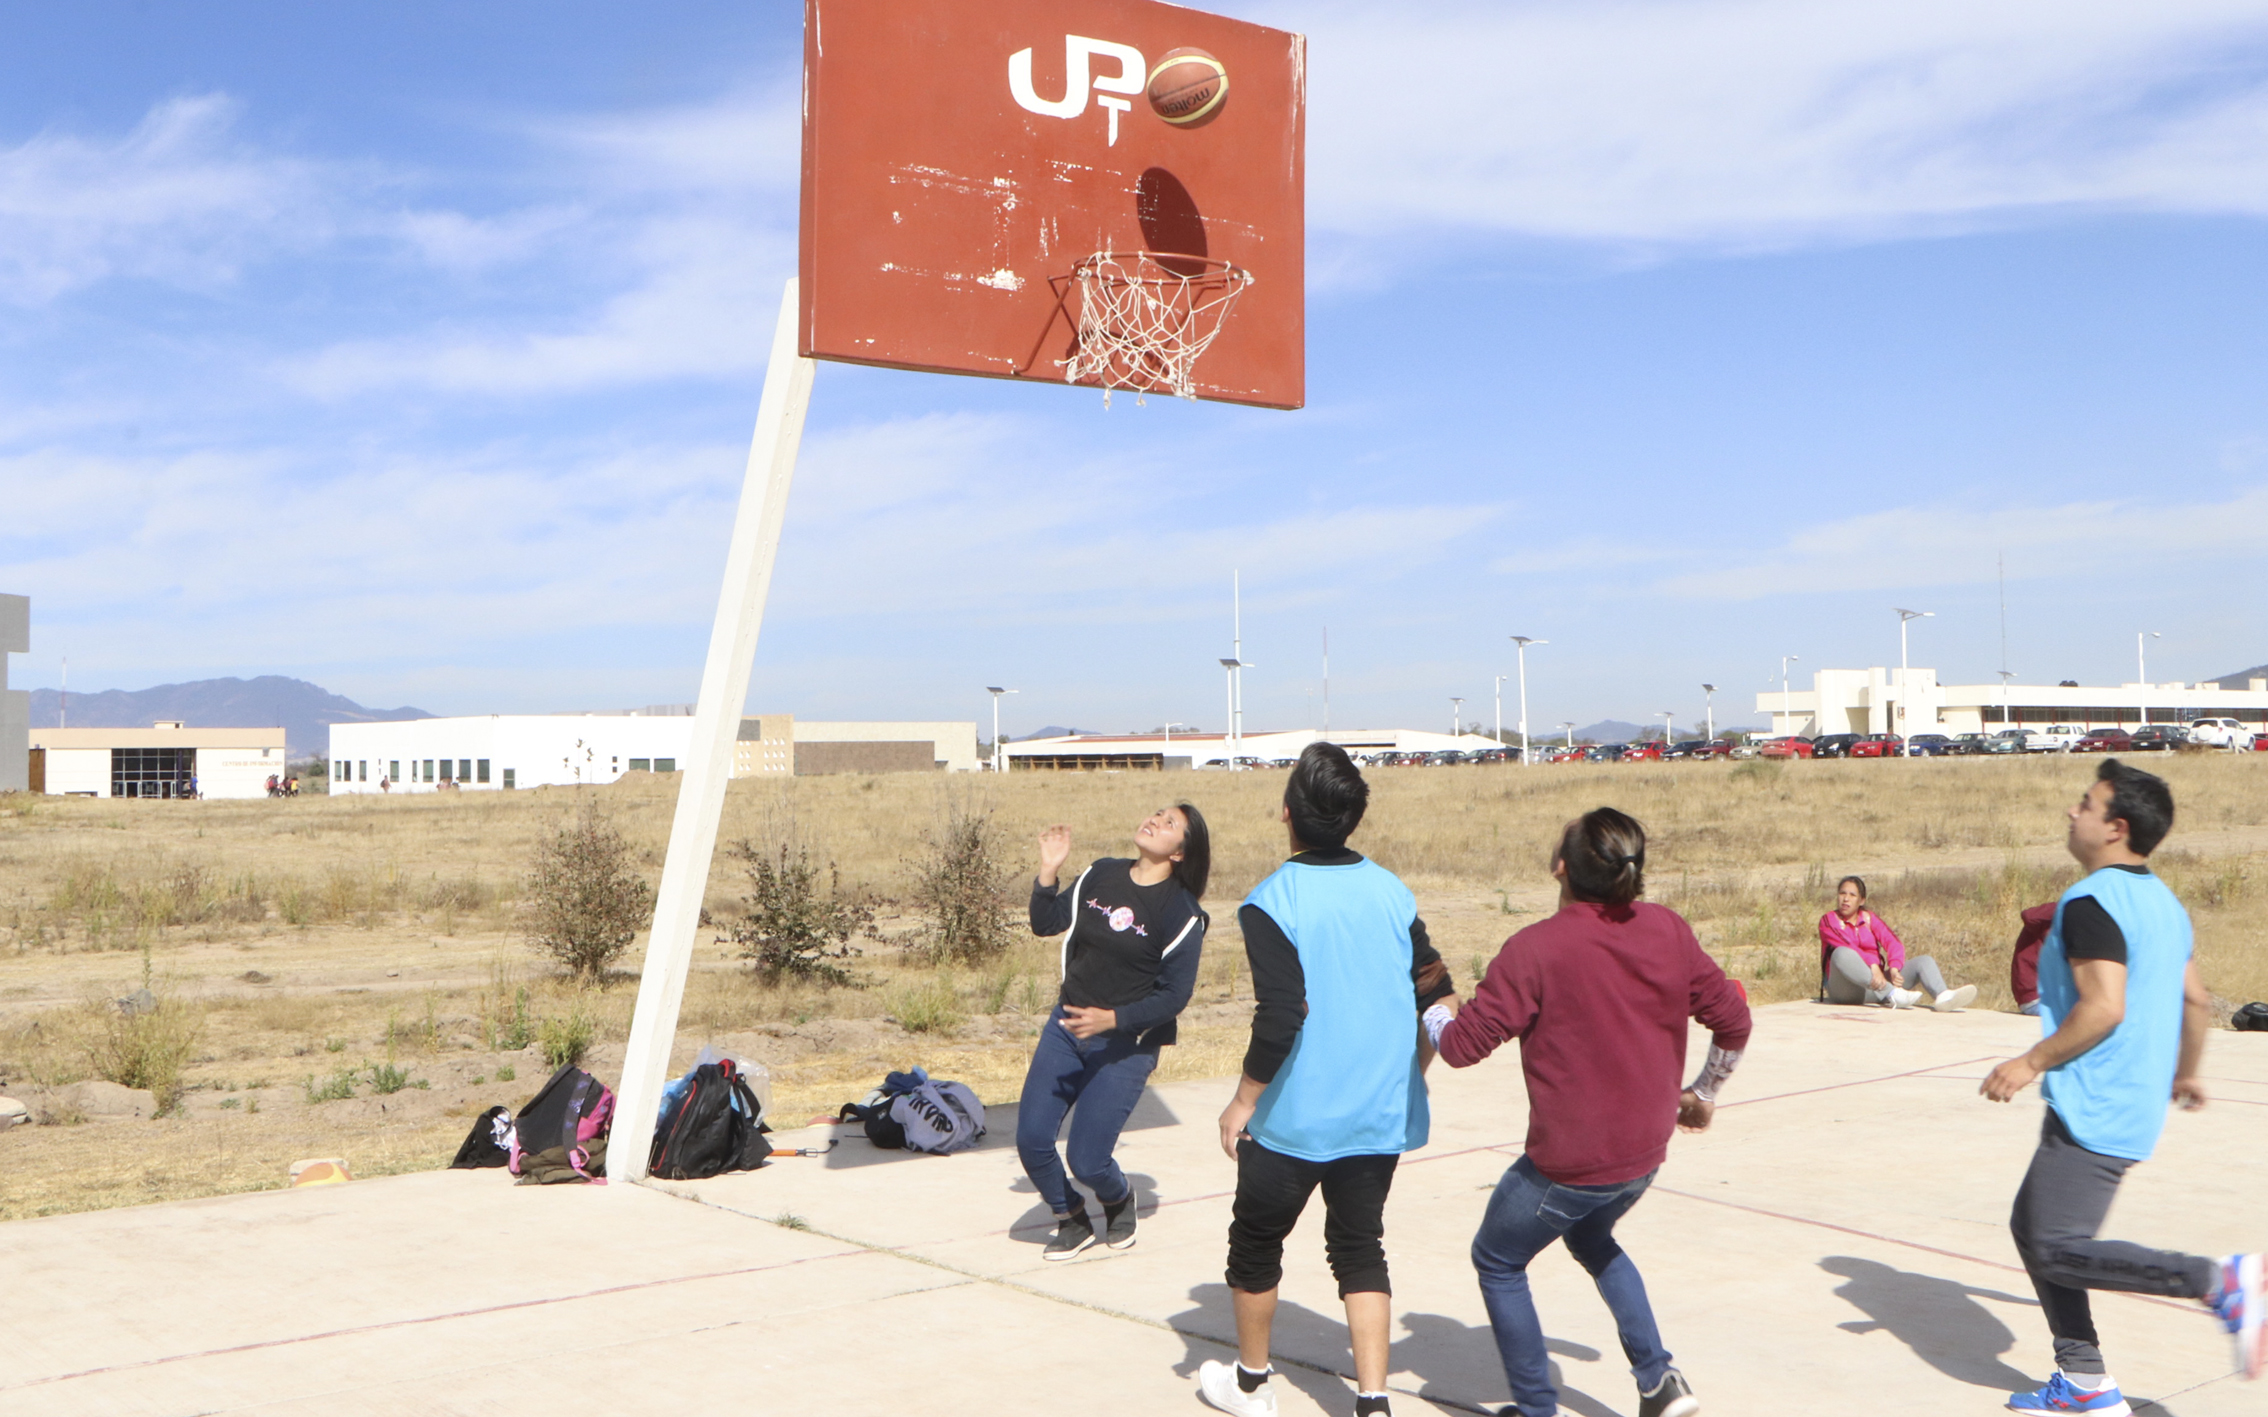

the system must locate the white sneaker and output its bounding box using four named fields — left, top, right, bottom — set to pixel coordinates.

left=1197, top=1359, right=1278, bottom=1415
left=1931, top=985, right=1978, bottom=1012
left=1889, top=988, right=1921, bottom=1009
